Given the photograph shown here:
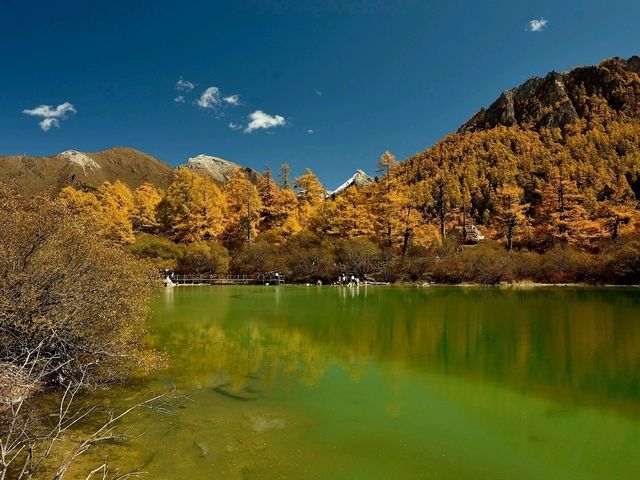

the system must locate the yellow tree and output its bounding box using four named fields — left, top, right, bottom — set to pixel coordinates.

left=96, top=180, right=135, bottom=244
left=225, top=169, right=263, bottom=244
left=389, top=180, right=433, bottom=256
left=428, top=172, right=461, bottom=240
left=279, top=163, right=292, bottom=190
left=331, top=187, right=376, bottom=238
left=494, top=184, right=529, bottom=250
left=132, top=183, right=162, bottom=232
left=372, top=151, right=400, bottom=247
left=536, top=171, right=603, bottom=248
left=295, top=169, right=325, bottom=228
left=163, top=168, right=226, bottom=243
left=376, top=150, right=398, bottom=177
left=57, top=186, right=101, bottom=219
left=599, top=199, right=637, bottom=240
left=598, top=173, right=637, bottom=240
left=257, top=168, right=298, bottom=233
